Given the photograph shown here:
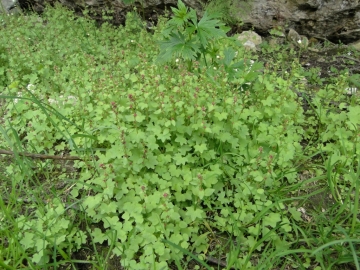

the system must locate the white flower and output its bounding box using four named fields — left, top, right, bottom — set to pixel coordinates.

left=216, top=55, right=220, bottom=59
left=48, top=98, right=58, bottom=105
left=130, top=40, right=134, bottom=43
left=297, top=40, right=302, bottom=44
left=213, top=67, right=217, bottom=70
left=345, top=87, right=357, bottom=95
left=233, top=68, right=238, bottom=72
left=14, top=92, right=22, bottom=104
left=27, top=84, right=35, bottom=92
left=67, top=95, right=77, bottom=105
left=348, top=52, right=352, bottom=56
left=175, top=58, right=179, bottom=63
